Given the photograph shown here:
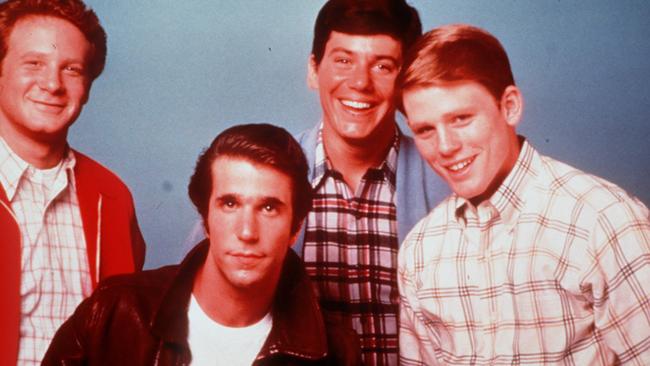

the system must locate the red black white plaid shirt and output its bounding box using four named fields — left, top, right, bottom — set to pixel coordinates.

left=0, top=138, right=91, bottom=366
left=303, top=126, right=401, bottom=366
left=399, top=140, right=650, bottom=365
